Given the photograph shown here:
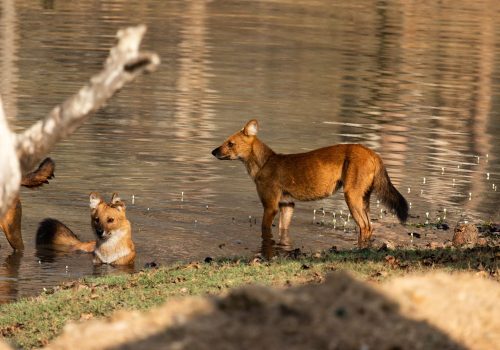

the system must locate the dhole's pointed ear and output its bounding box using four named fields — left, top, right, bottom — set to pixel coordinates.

left=242, top=119, right=259, bottom=136
left=89, top=192, right=103, bottom=209
left=111, top=193, right=126, bottom=211
left=111, top=193, right=121, bottom=204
